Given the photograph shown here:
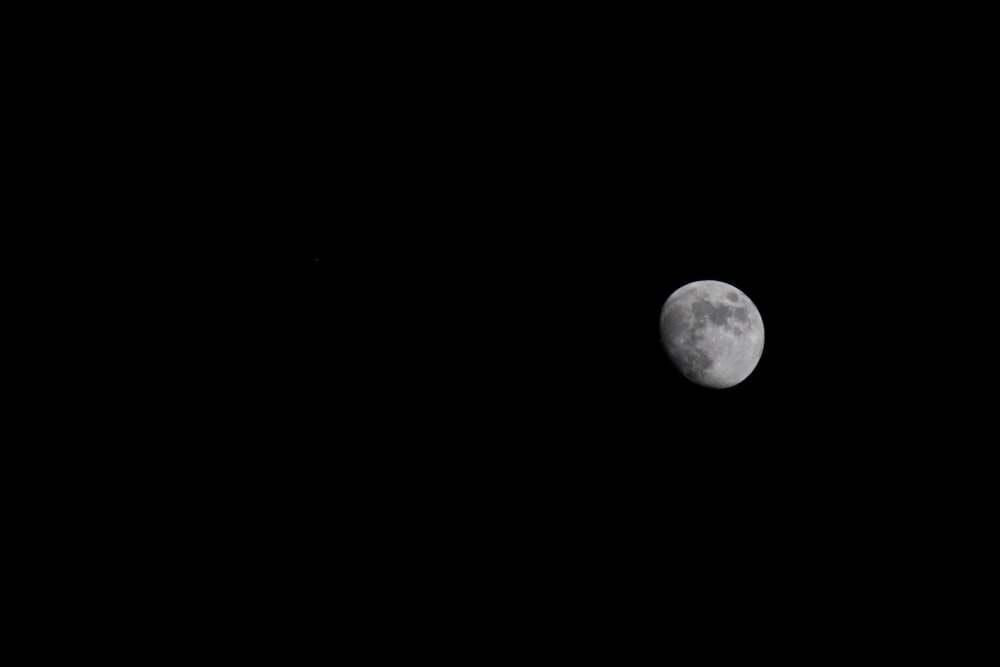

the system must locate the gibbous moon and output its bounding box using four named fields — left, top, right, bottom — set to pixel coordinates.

left=660, top=280, right=764, bottom=389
